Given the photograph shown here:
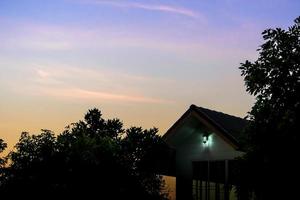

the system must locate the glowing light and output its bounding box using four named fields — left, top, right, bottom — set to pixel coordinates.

left=203, top=135, right=209, bottom=144
left=203, top=133, right=212, bottom=147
